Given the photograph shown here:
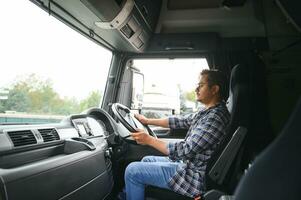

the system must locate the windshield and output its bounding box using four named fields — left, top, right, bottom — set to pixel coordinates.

left=0, top=1, right=112, bottom=124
